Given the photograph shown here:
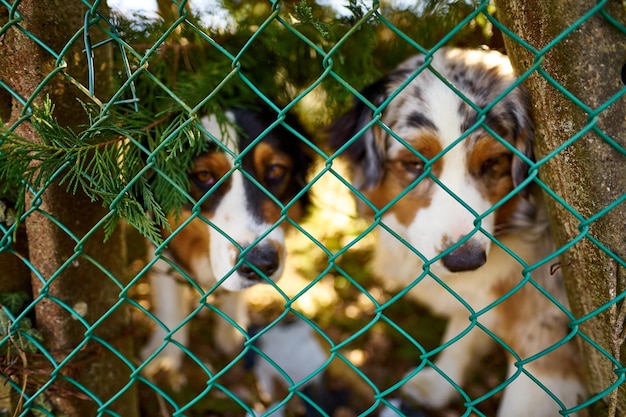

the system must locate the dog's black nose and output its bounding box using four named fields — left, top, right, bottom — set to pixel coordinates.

left=441, top=240, right=486, bottom=272
left=237, top=245, right=280, bottom=281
